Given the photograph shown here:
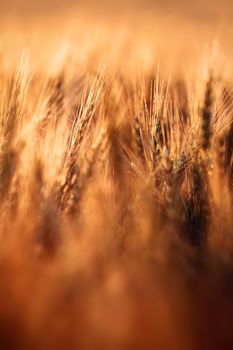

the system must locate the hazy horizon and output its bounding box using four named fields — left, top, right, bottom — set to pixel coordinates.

left=1, top=0, right=233, bottom=20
